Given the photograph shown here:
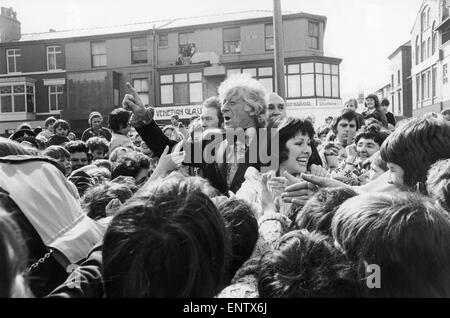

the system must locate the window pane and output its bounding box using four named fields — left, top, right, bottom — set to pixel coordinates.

left=324, top=75, right=331, bottom=96
left=242, top=68, right=257, bottom=77
left=13, top=85, right=25, bottom=94
left=224, top=41, right=241, bottom=54
left=315, top=63, right=323, bottom=73
left=14, top=95, right=25, bottom=112
left=227, top=69, right=241, bottom=77
left=48, top=55, right=56, bottom=70
left=100, top=55, right=107, bottom=66
left=8, top=57, right=15, bottom=73
left=1, top=96, right=12, bottom=112
left=57, top=93, right=63, bottom=110
left=316, top=74, right=324, bottom=97
left=161, top=75, right=173, bottom=84
left=224, top=27, right=240, bottom=41
left=92, top=42, right=105, bottom=55
left=331, top=65, right=339, bottom=75
left=259, top=67, right=272, bottom=77
left=189, top=83, right=203, bottom=103
left=265, top=24, right=273, bottom=37
left=308, top=21, right=319, bottom=36
left=132, top=38, right=147, bottom=51
left=323, top=64, right=331, bottom=74
left=332, top=76, right=339, bottom=98
left=175, top=73, right=188, bottom=83
left=265, top=38, right=274, bottom=51
left=0, top=86, right=11, bottom=94
left=190, top=72, right=202, bottom=82
left=159, top=35, right=168, bottom=47
left=27, top=95, right=34, bottom=113
left=287, top=75, right=301, bottom=97
left=132, top=51, right=147, bottom=64
left=50, top=94, right=57, bottom=111
left=174, top=83, right=189, bottom=104
left=301, top=63, right=314, bottom=74
left=138, top=93, right=149, bottom=106
left=179, top=33, right=188, bottom=45
left=309, top=37, right=319, bottom=50
left=259, top=78, right=273, bottom=93
left=301, top=74, right=314, bottom=96
left=161, top=85, right=173, bottom=104
left=287, top=64, right=300, bottom=74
